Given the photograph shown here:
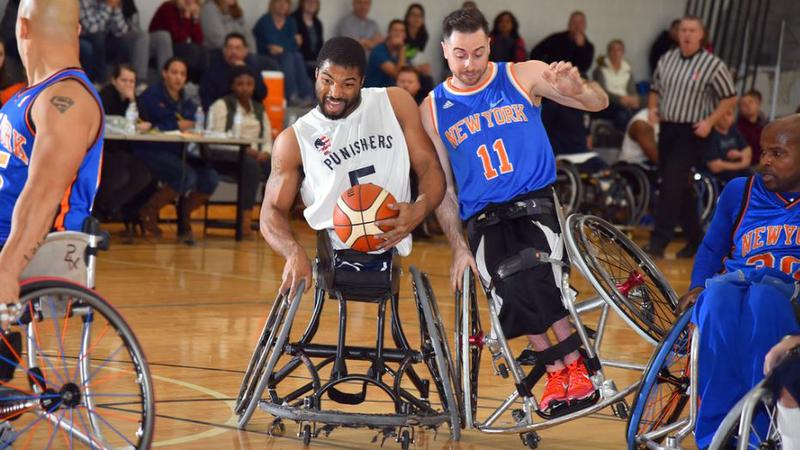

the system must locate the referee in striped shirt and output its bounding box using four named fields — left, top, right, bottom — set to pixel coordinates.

left=645, top=16, right=737, bottom=258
